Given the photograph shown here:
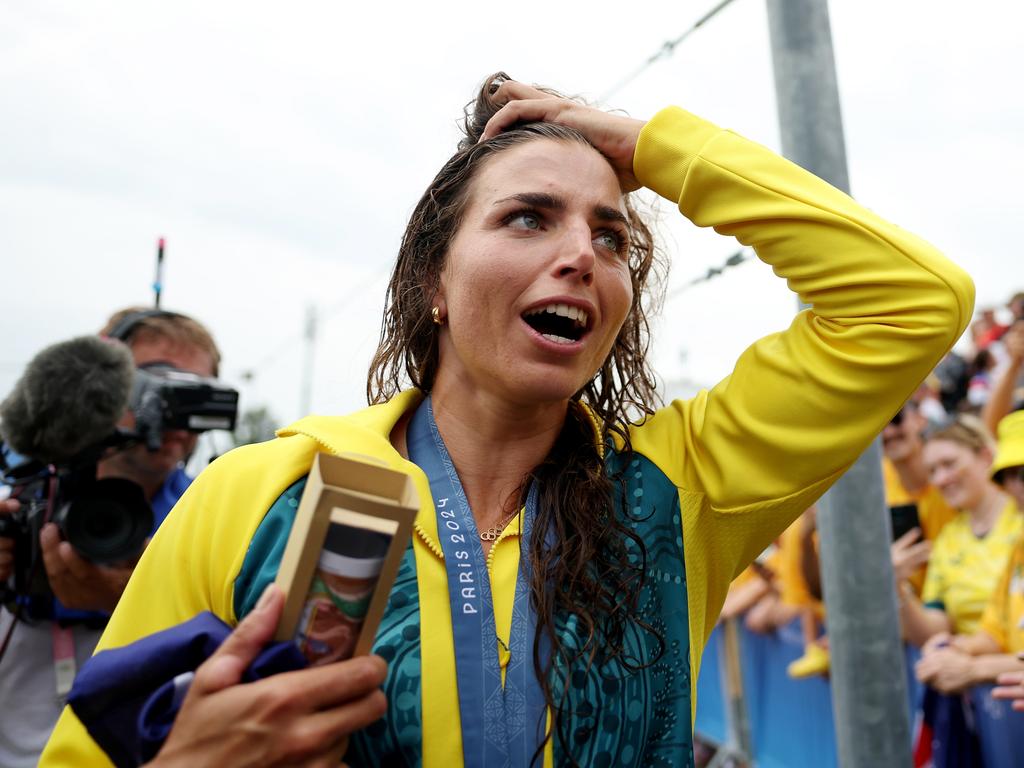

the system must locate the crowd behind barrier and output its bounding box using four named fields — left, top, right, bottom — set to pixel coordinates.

left=702, top=289, right=1024, bottom=766
left=695, top=619, right=1024, bottom=768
